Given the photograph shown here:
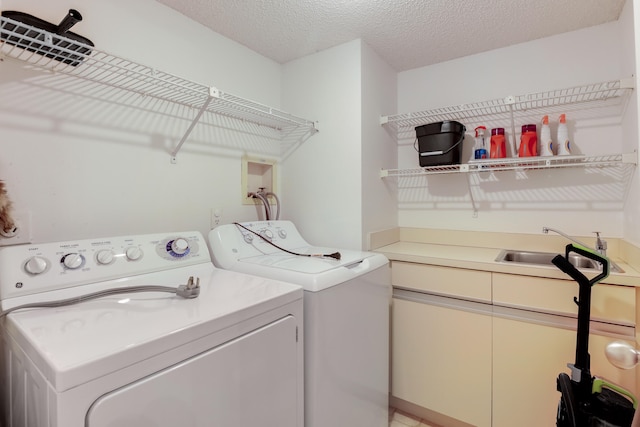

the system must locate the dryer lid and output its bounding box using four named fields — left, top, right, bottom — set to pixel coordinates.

left=2, top=265, right=302, bottom=392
